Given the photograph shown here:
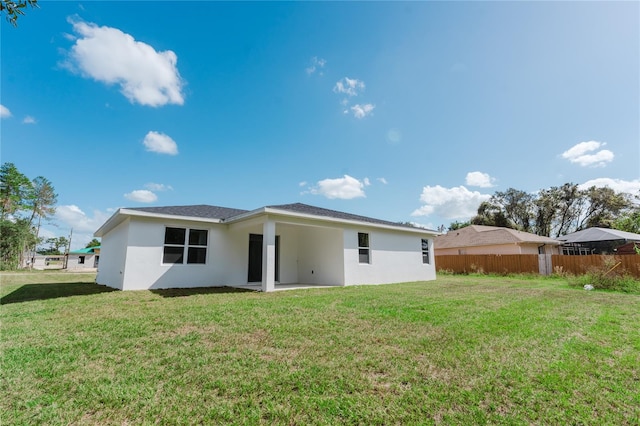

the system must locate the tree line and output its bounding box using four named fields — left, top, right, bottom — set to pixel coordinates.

left=448, top=184, right=640, bottom=237
left=0, top=162, right=57, bottom=269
